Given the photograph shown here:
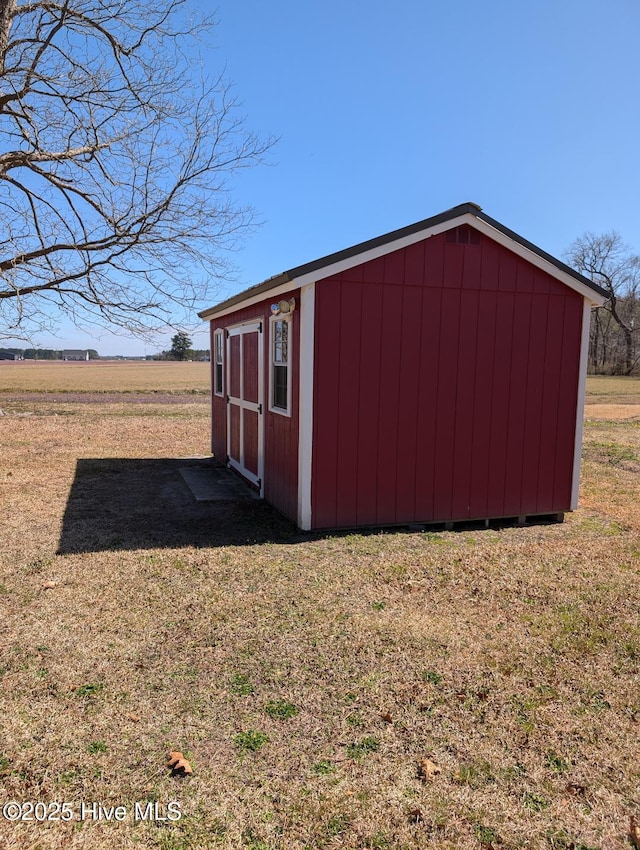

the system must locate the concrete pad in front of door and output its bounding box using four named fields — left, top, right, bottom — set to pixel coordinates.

left=179, top=461, right=260, bottom=502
